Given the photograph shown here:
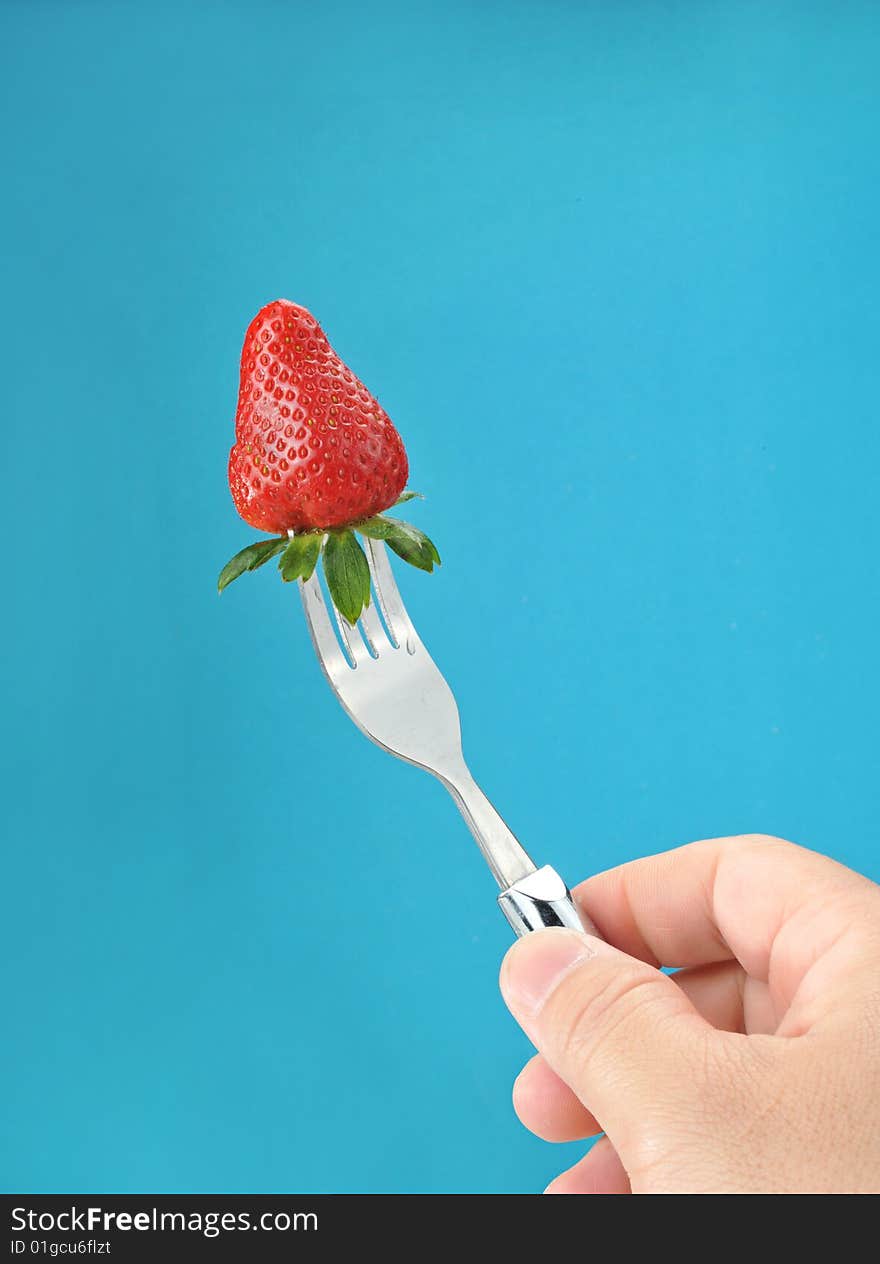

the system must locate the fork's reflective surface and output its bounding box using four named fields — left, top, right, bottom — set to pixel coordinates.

left=300, top=539, right=533, bottom=888
left=300, top=539, right=592, bottom=935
